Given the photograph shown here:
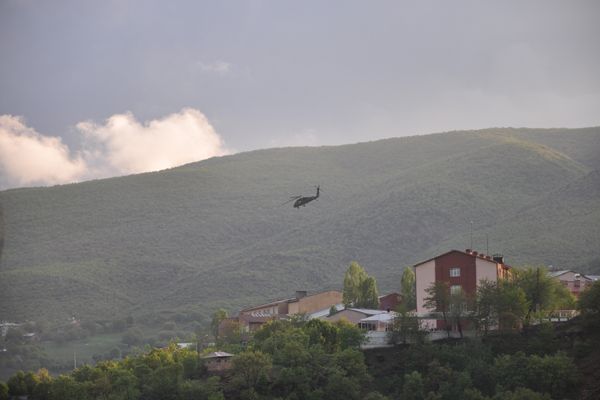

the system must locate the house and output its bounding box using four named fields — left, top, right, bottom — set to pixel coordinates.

left=378, top=292, right=403, bottom=311
left=222, top=290, right=343, bottom=334
left=358, top=311, right=397, bottom=332
left=414, top=249, right=511, bottom=330
left=203, top=351, right=234, bottom=373
left=549, top=270, right=594, bottom=297
left=321, top=308, right=387, bottom=326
